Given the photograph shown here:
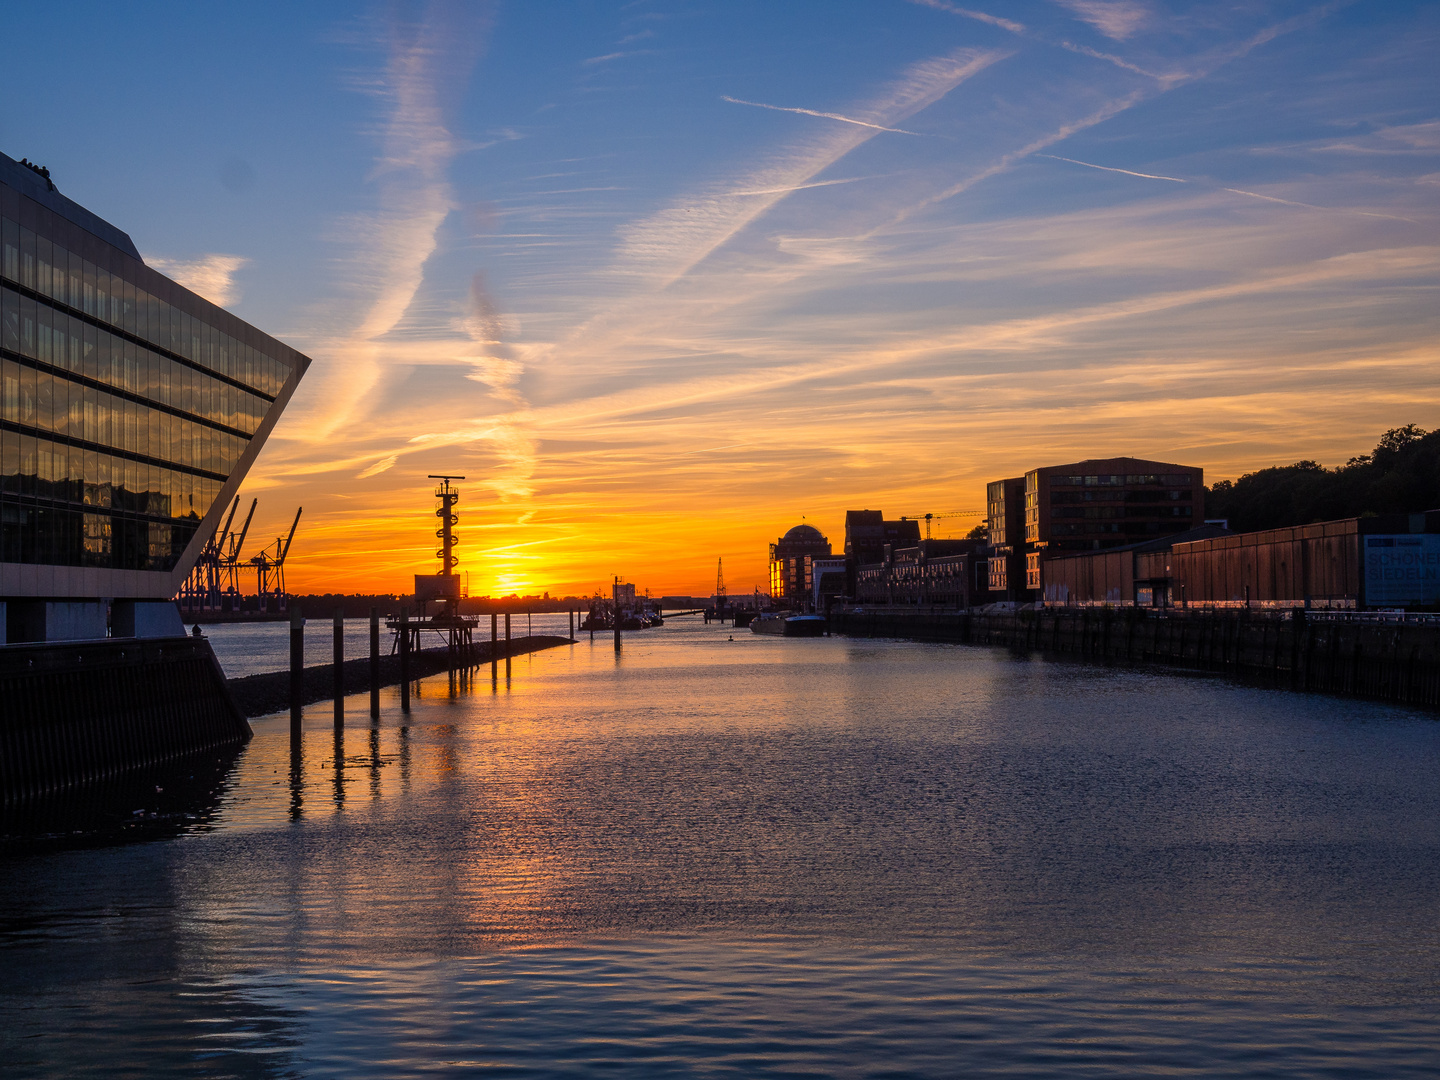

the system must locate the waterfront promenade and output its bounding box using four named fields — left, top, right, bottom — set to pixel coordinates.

left=4, top=620, right=1440, bottom=1075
